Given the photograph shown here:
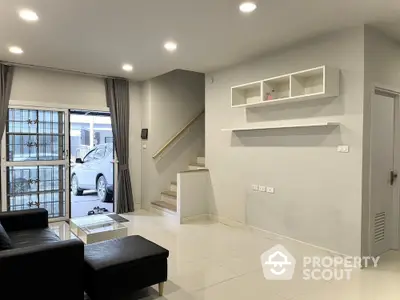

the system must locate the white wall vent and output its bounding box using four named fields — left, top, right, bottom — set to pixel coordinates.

left=374, top=212, right=386, bottom=243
